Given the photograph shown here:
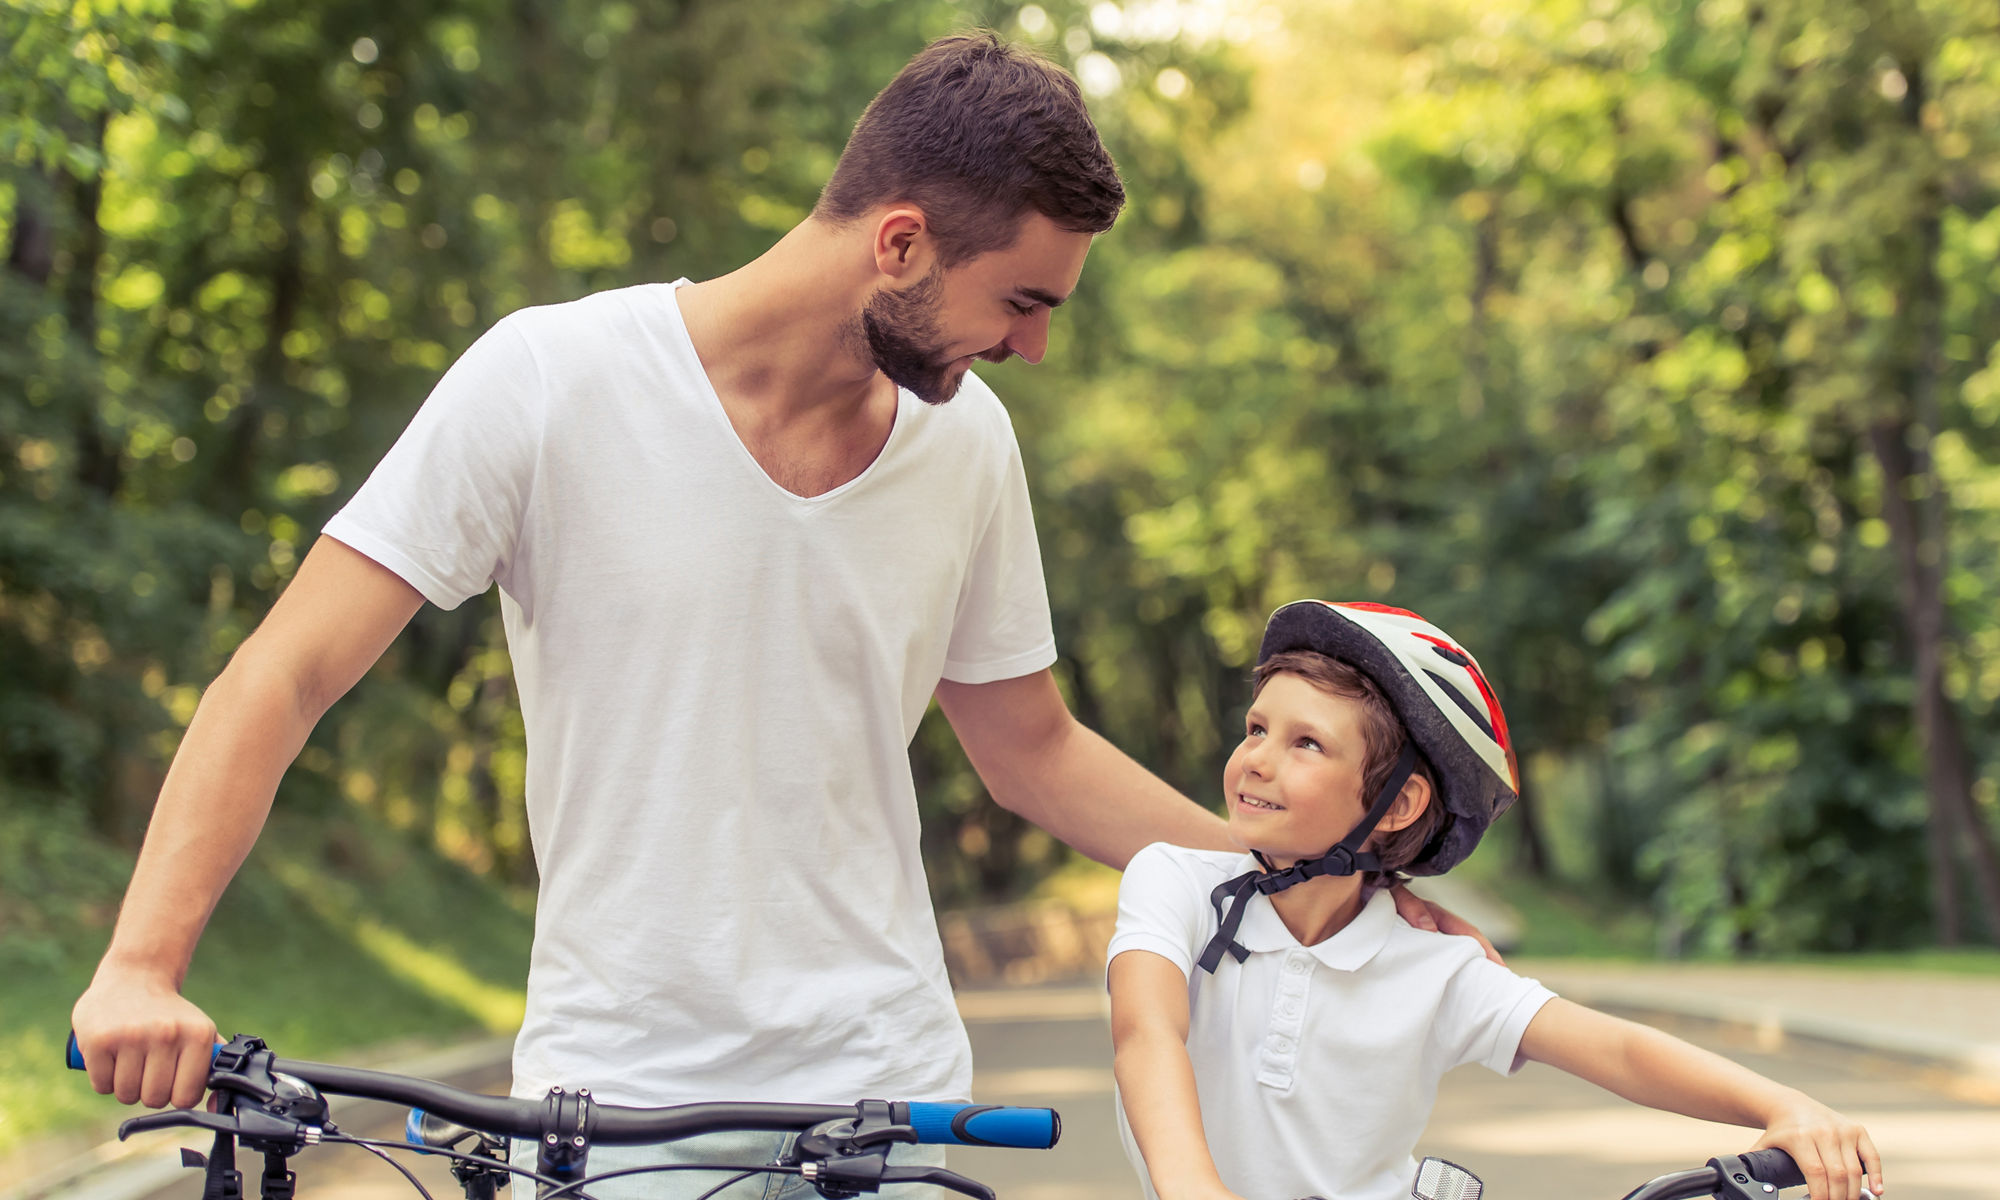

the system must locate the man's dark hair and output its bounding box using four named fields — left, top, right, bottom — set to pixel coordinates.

left=1252, top=650, right=1445, bottom=880
left=814, top=31, right=1125, bottom=266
